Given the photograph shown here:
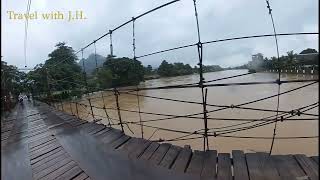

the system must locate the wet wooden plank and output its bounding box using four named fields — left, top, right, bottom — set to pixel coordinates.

left=87, top=125, right=106, bottom=135
left=30, top=142, right=61, bottom=160
left=118, top=138, right=139, bottom=152
left=83, top=124, right=101, bottom=133
left=128, top=140, right=152, bottom=159
left=217, top=153, right=232, bottom=180
left=55, top=166, right=83, bottom=180
left=1, top=143, right=33, bottom=180
left=271, top=155, right=306, bottom=180
left=28, top=133, right=52, bottom=143
left=201, top=150, right=217, bottom=180
left=32, top=149, right=65, bottom=168
left=294, top=154, right=318, bottom=180
left=186, top=150, right=204, bottom=175
left=310, top=156, right=319, bottom=164
left=33, top=152, right=69, bottom=174
left=232, top=150, right=249, bottom=180
left=30, top=147, right=63, bottom=164
left=28, top=129, right=49, bottom=138
left=39, top=161, right=77, bottom=180
left=100, top=130, right=123, bottom=144
left=73, top=172, right=89, bottom=180
left=29, top=136, right=55, bottom=149
left=28, top=125, right=47, bottom=132
left=30, top=139, right=58, bottom=152
left=127, top=139, right=150, bottom=157
left=33, top=157, right=73, bottom=179
left=110, top=134, right=131, bottom=149
left=171, top=145, right=192, bottom=172
left=78, top=123, right=96, bottom=132
left=246, top=153, right=281, bottom=180
left=149, top=143, right=171, bottom=165
left=159, top=145, right=181, bottom=169
left=139, top=142, right=160, bottom=160
left=95, top=128, right=117, bottom=140
left=93, top=127, right=112, bottom=136
left=70, top=120, right=87, bottom=127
